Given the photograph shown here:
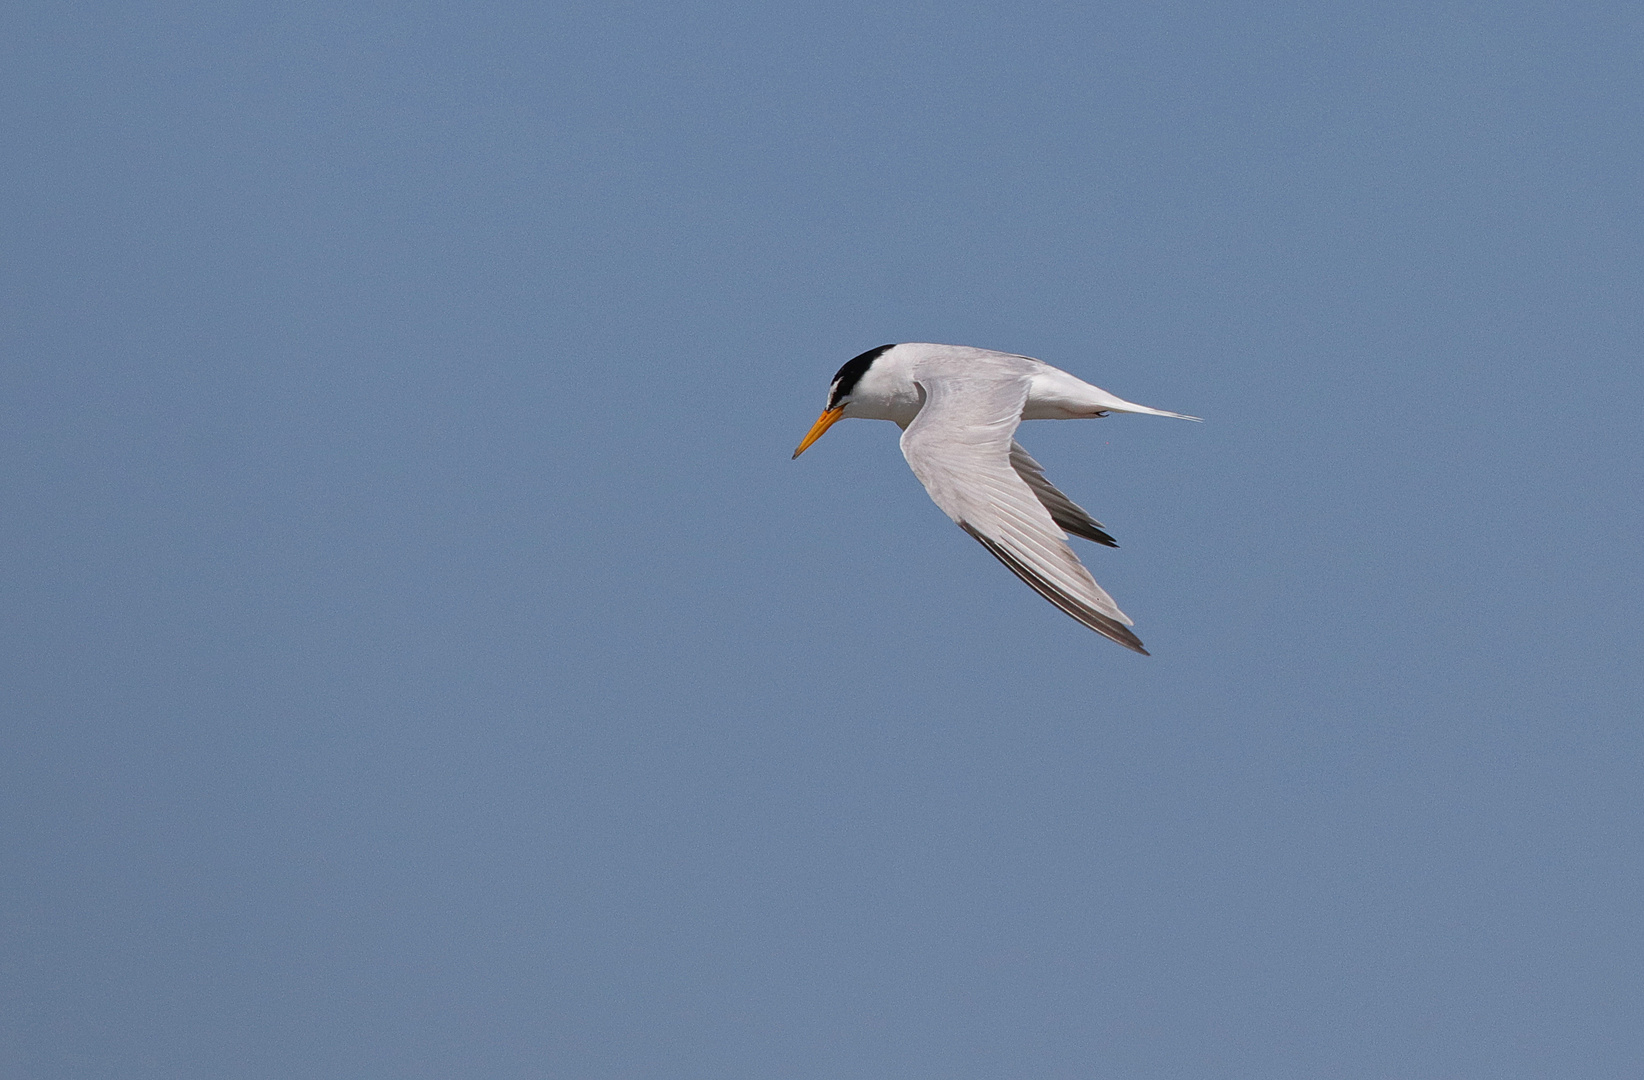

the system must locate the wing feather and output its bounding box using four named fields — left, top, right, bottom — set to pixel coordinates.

left=1009, top=441, right=1118, bottom=547
left=899, top=373, right=1147, bottom=654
